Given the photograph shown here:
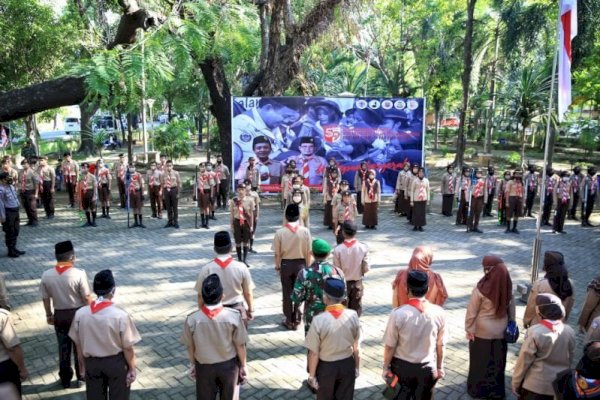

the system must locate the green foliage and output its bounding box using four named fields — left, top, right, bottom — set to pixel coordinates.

left=505, top=151, right=521, bottom=166
left=153, top=120, right=192, bottom=161
left=38, top=140, right=78, bottom=157
left=579, top=128, right=599, bottom=155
